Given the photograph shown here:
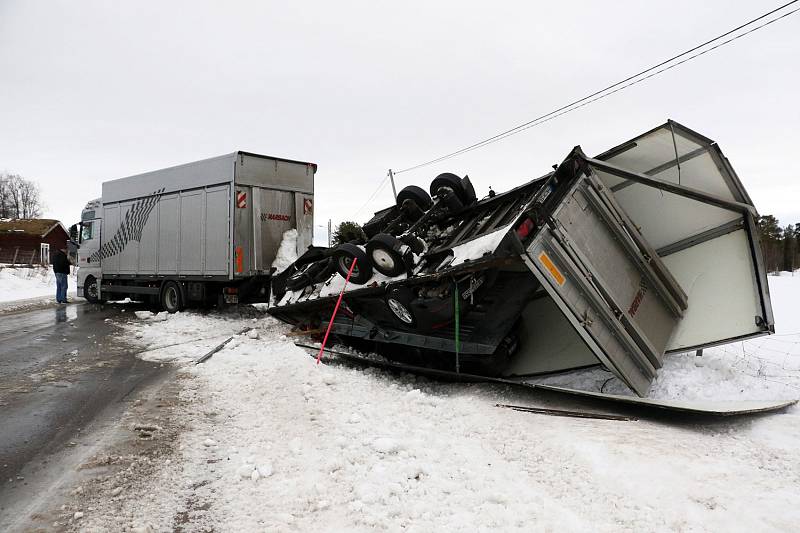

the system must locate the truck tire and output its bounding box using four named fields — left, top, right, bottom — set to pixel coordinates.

left=366, top=234, right=406, bottom=277
left=333, top=244, right=373, bottom=285
left=396, top=185, right=432, bottom=211
left=83, top=275, right=103, bottom=303
left=160, top=281, right=184, bottom=313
